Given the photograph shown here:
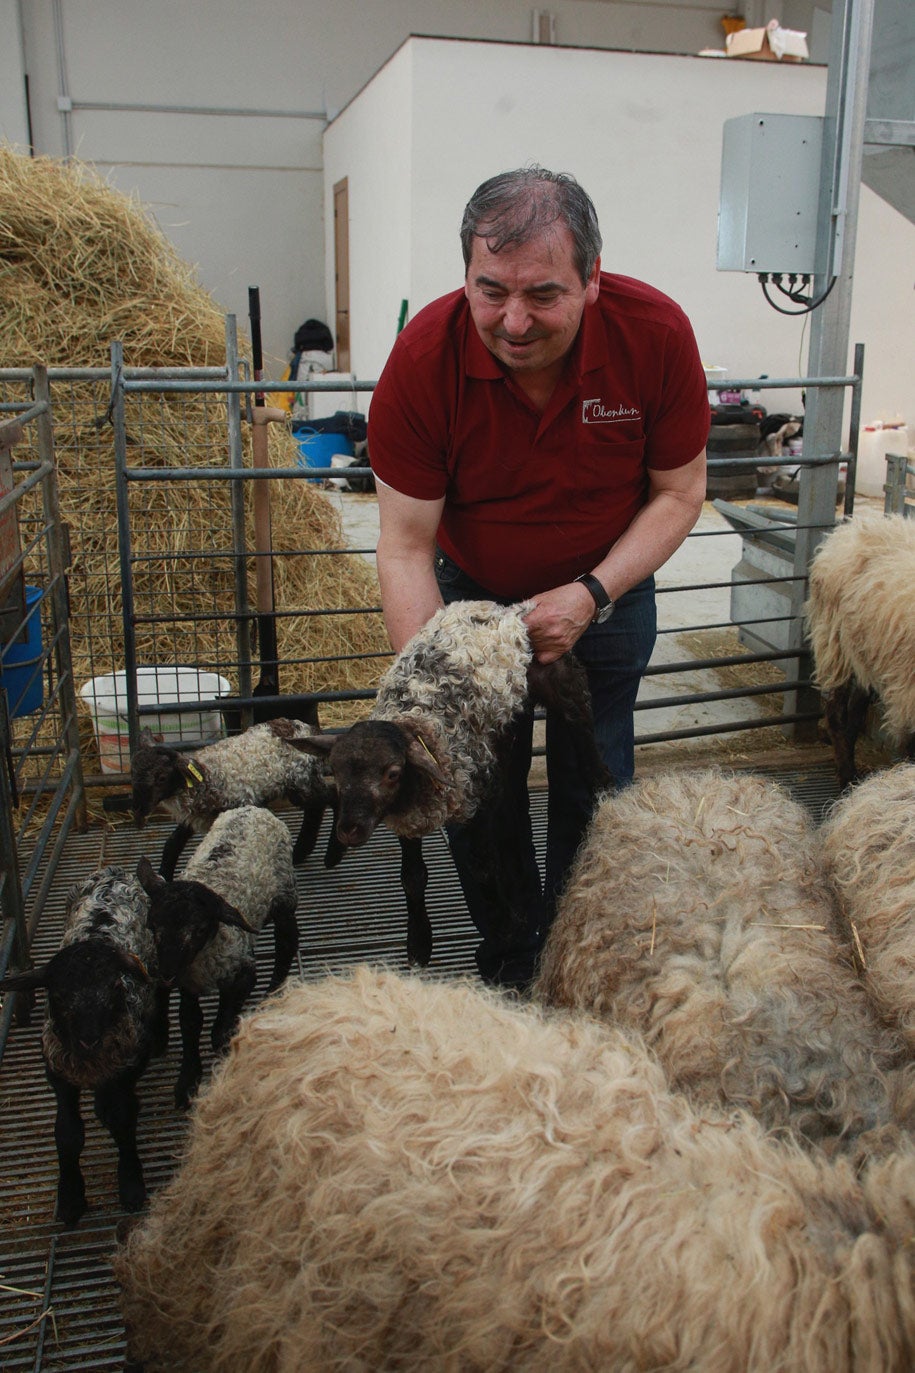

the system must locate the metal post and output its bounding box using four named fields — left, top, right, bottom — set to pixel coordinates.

left=225, top=316, right=254, bottom=724
left=111, top=340, right=140, bottom=760
left=842, top=342, right=865, bottom=517
left=32, top=364, right=87, bottom=828
left=787, top=0, right=875, bottom=736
